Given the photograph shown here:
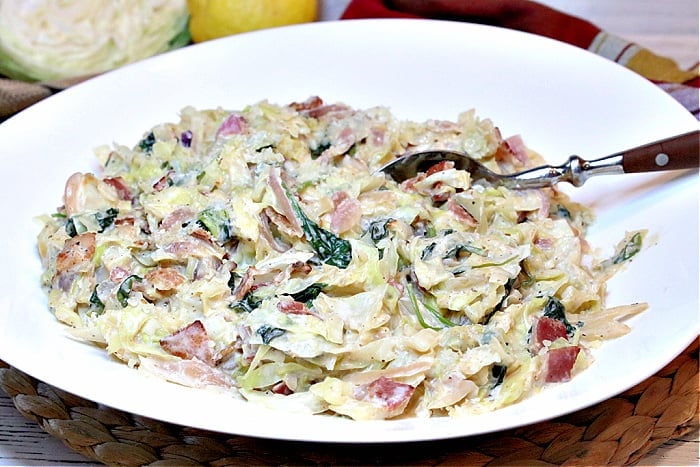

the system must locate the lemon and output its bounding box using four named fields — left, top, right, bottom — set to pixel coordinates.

left=188, top=0, right=318, bottom=43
